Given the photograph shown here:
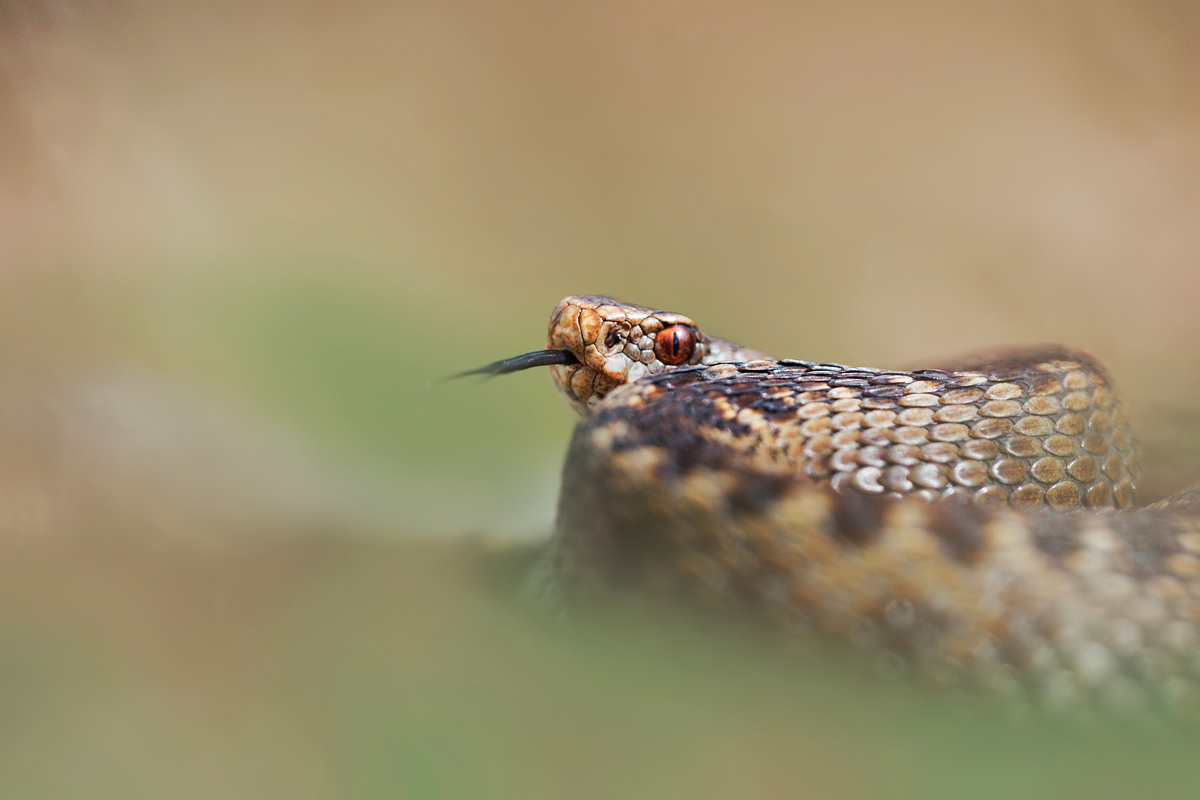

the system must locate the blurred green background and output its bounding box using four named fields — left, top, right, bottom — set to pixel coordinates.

left=2, top=1, right=1200, bottom=797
